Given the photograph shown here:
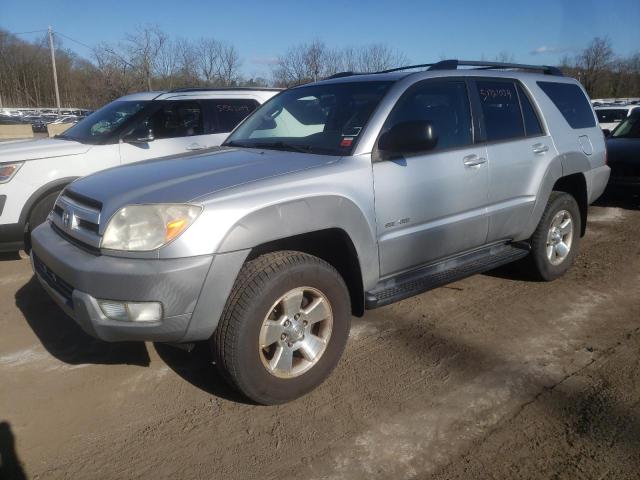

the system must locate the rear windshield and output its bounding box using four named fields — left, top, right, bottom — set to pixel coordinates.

left=537, top=82, right=596, bottom=129
left=596, top=108, right=628, bottom=123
